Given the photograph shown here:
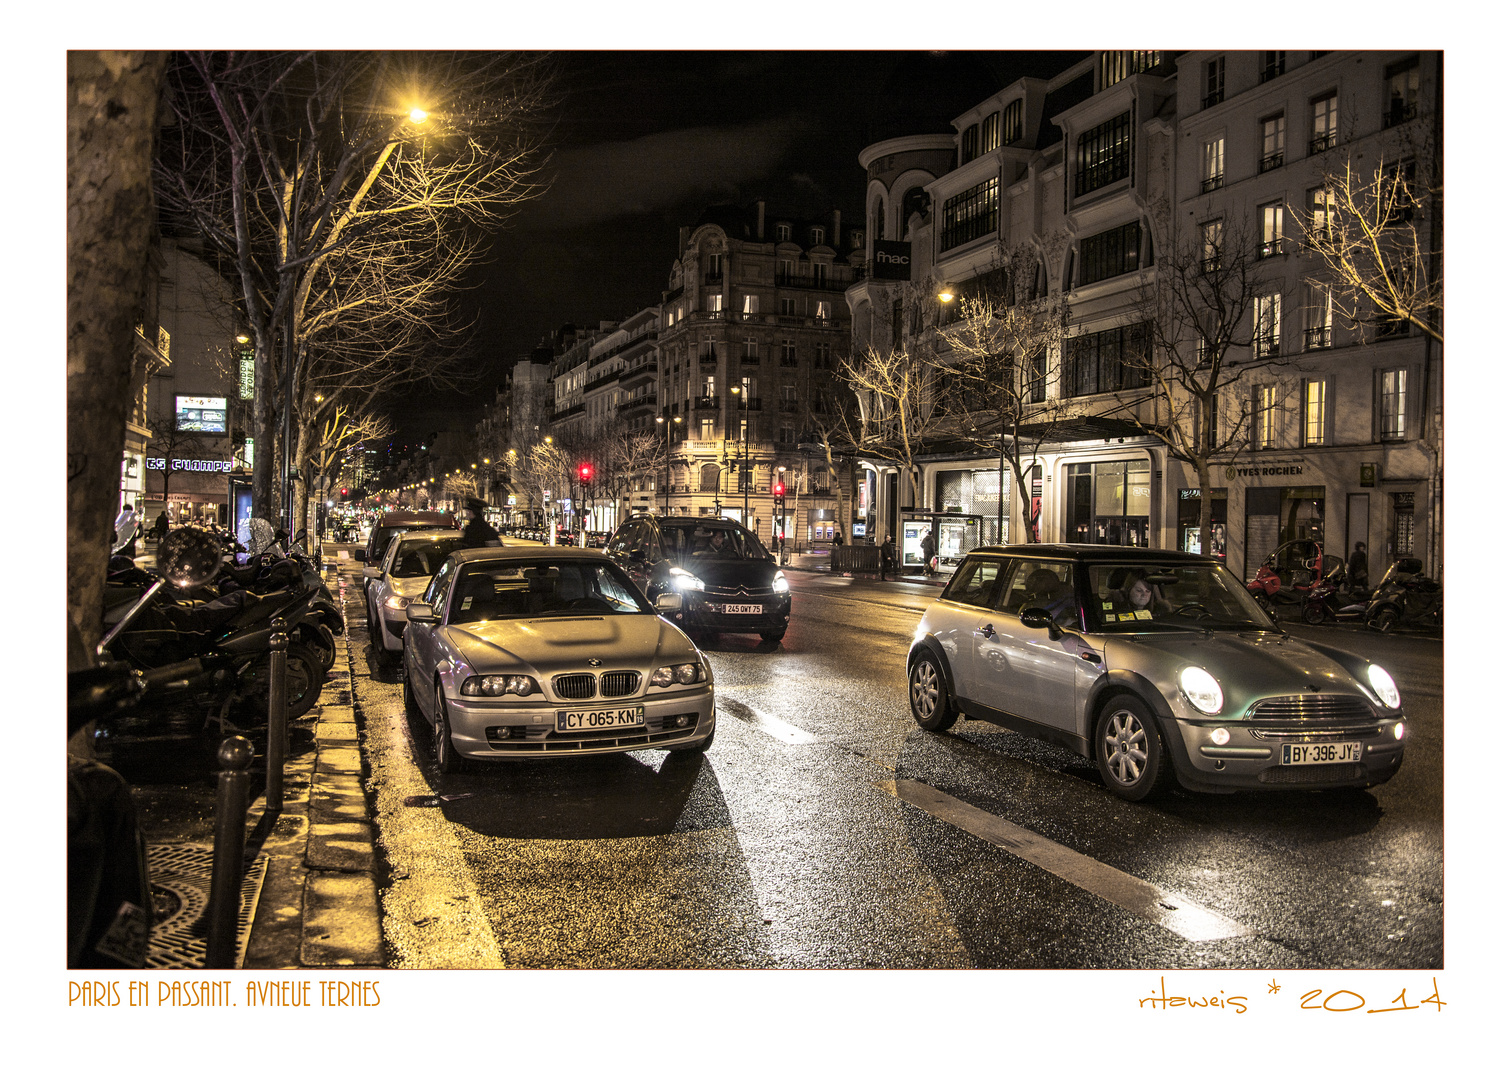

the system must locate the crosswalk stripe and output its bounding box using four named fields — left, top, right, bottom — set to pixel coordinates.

left=879, top=777, right=1253, bottom=943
